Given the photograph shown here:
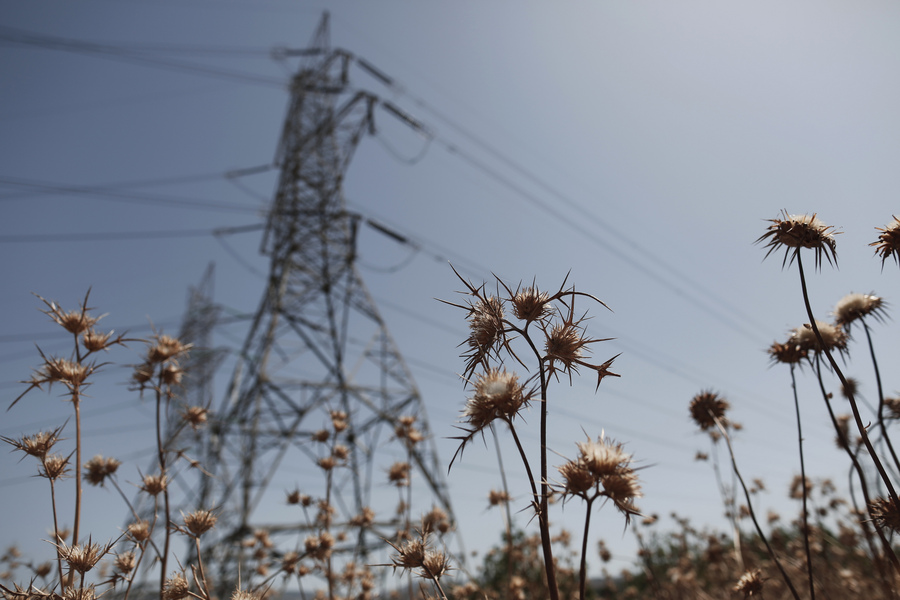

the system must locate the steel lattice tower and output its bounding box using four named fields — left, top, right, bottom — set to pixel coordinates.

left=192, top=13, right=457, bottom=592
